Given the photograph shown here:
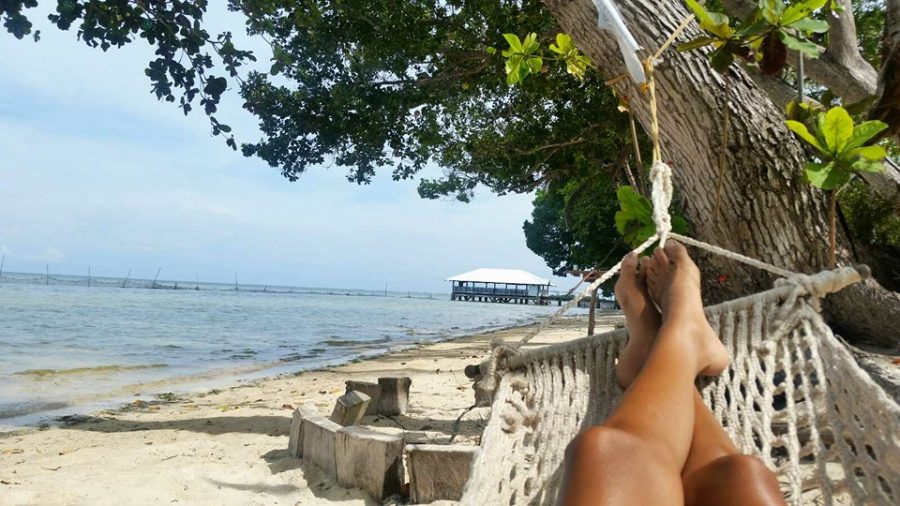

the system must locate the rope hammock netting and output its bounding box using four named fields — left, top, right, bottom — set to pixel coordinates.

left=457, top=2, right=900, bottom=504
